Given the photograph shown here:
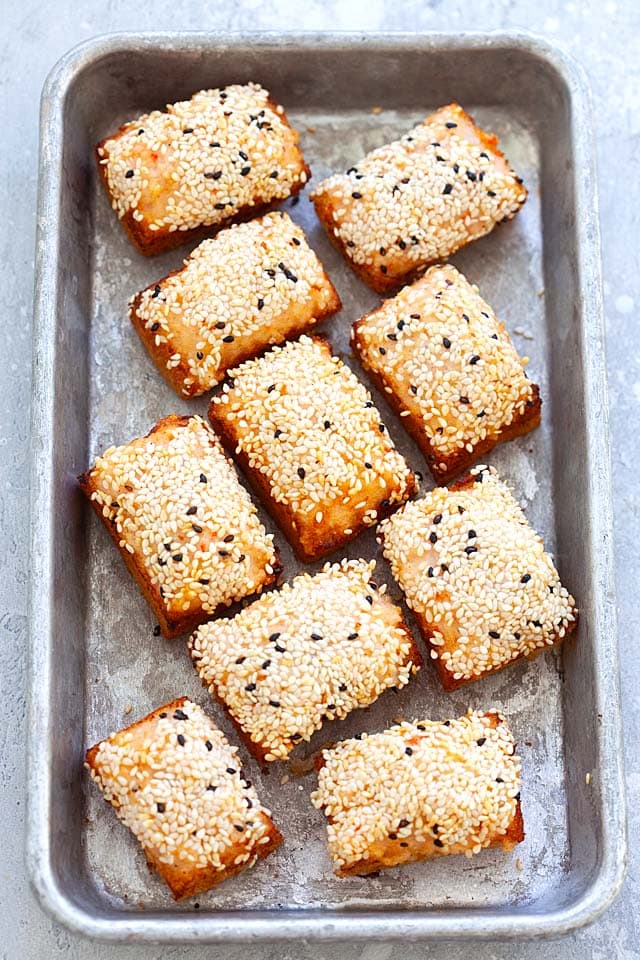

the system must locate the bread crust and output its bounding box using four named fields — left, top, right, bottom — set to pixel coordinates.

left=96, top=94, right=310, bottom=257
left=312, top=103, right=527, bottom=293
left=314, top=711, right=524, bottom=877
left=191, top=603, right=423, bottom=766
left=352, top=304, right=541, bottom=487
left=208, top=335, right=417, bottom=563
left=129, top=219, right=342, bottom=398
left=378, top=469, right=578, bottom=689
left=86, top=697, right=283, bottom=900
left=78, top=415, right=281, bottom=639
